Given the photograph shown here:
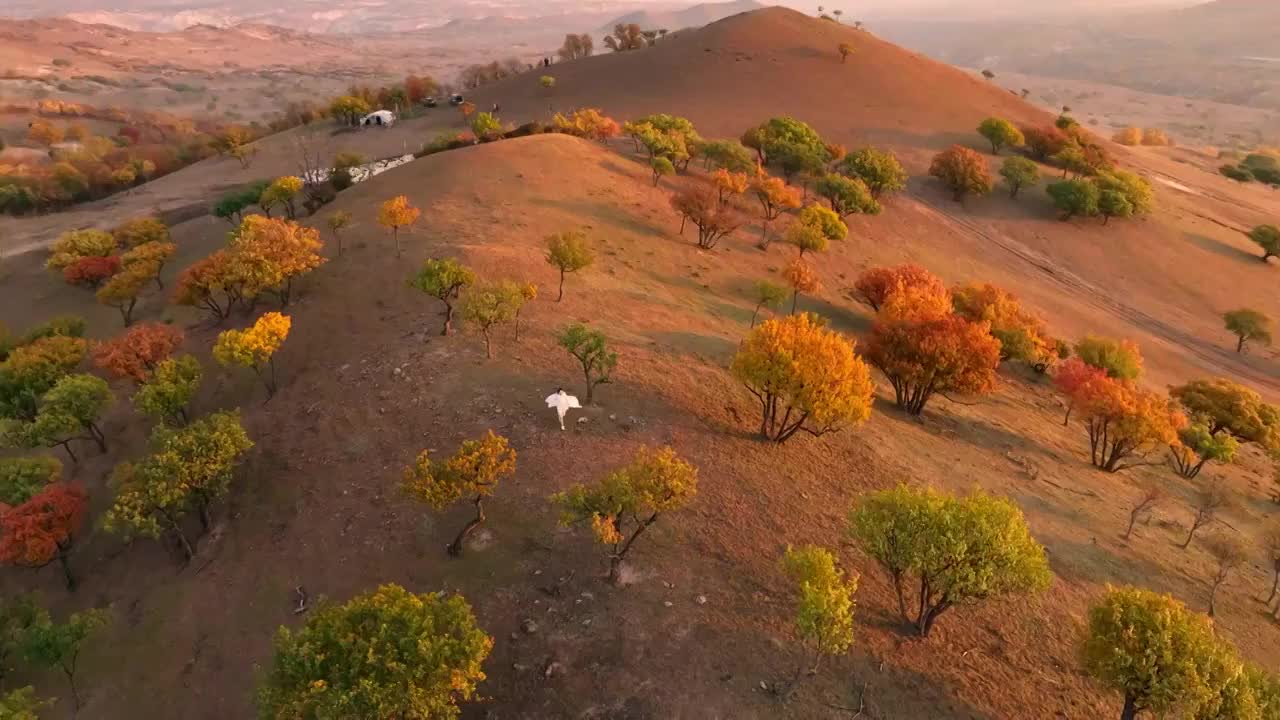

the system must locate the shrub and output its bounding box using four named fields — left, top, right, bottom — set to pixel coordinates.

left=730, top=313, right=874, bottom=442
left=326, top=210, right=352, bottom=255
left=1248, top=224, right=1280, bottom=261
left=558, top=323, right=617, bottom=403
left=469, top=111, right=502, bottom=141
left=1068, top=375, right=1183, bottom=472
left=46, top=229, right=116, bottom=271
left=837, top=43, right=853, bottom=62
left=848, top=485, right=1051, bottom=637
left=838, top=147, right=908, bottom=199
left=1075, top=335, right=1143, bottom=380
left=1220, top=164, right=1254, bottom=183
left=1142, top=128, right=1171, bottom=146
left=1113, top=127, right=1143, bottom=146
left=780, top=545, right=857, bottom=678
left=999, top=156, right=1040, bottom=198
left=257, top=584, right=491, bottom=719
left=102, top=410, right=252, bottom=560
left=213, top=312, right=290, bottom=397
left=867, top=313, right=1001, bottom=416
left=134, top=355, right=202, bottom=426
left=552, top=446, right=697, bottom=584
left=1224, top=308, right=1272, bottom=353
left=977, top=117, right=1024, bottom=155
left=0, top=456, right=62, bottom=506
left=539, top=75, right=556, bottom=90
left=929, top=145, right=993, bottom=201
left=92, top=322, right=184, bottom=383
left=402, top=431, right=516, bottom=556
left=460, top=281, right=526, bottom=359
left=111, top=216, right=169, bottom=248
left=377, top=195, right=420, bottom=257
left=409, top=258, right=476, bottom=335
left=1082, top=587, right=1224, bottom=719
